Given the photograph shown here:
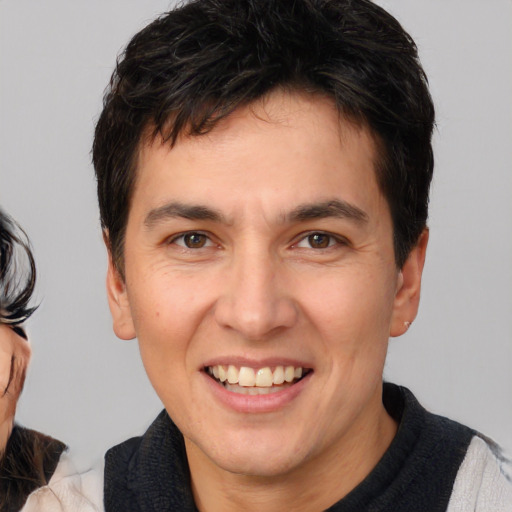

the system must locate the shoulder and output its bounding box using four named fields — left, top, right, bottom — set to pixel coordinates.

left=0, top=425, right=68, bottom=510
left=104, top=409, right=174, bottom=479
left=21, top=452, right=104, bottom=512
left=447, top=435, right=512, bottom=512
left=104, top=410, right=196, bottom=512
